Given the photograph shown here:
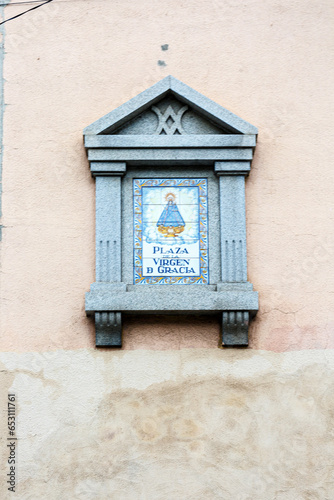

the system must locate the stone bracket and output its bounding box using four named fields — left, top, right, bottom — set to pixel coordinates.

left=95, top=312, right=122, bottom=347
left=222, top=311, right=249, bottom=346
